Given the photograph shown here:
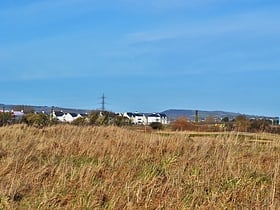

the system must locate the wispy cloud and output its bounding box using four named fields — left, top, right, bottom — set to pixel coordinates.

left=119, top=6, right=280, bottom=76
left=124, top=8, right=280, bottom=44
left=1, top=0, right=280, bottom=81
